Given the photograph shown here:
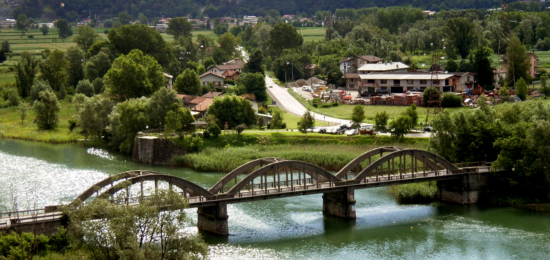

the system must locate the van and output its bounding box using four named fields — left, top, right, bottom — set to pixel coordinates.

left=360, top=124, right=374, bottom=130
left=302, top=86, right=313, bottom=92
